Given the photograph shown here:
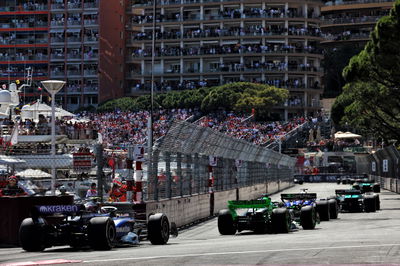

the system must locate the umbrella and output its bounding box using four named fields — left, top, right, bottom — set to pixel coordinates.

left=334, top=131, right=362, bottom=139
left=16, top=169, right=52, bottom=179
